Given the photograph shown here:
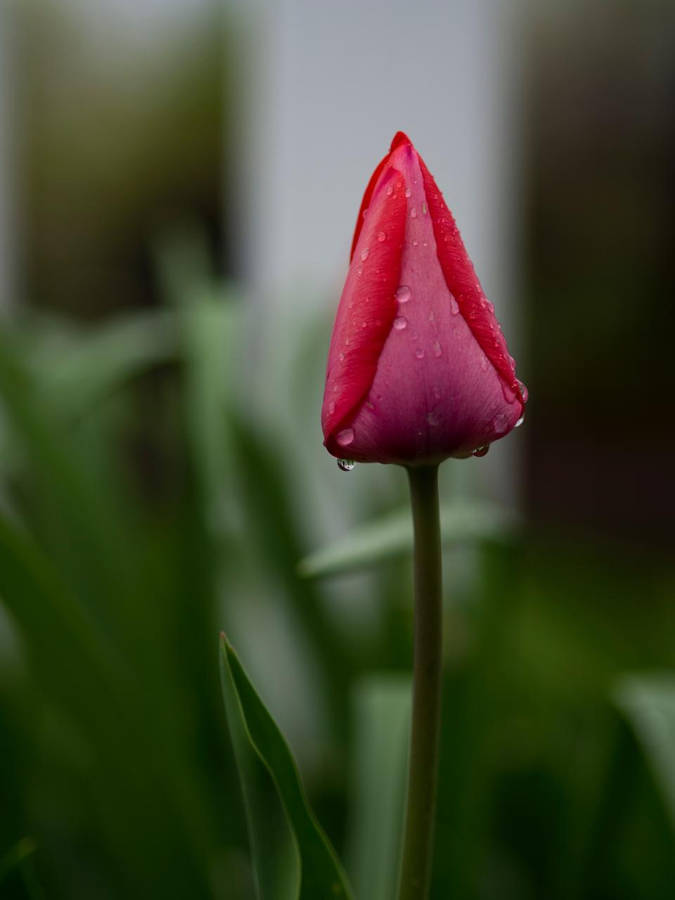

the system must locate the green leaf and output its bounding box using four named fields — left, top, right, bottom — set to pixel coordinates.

left=219, top=635, right=354, bottom=900
left=345, top=675, right=410, bottom=900
left=27, top=309, right=176, bottom=418
left=298, top=499, right=516, bottom=579
left=615, top=673, right=675, bottom=830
